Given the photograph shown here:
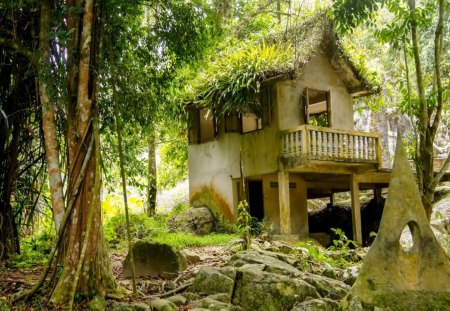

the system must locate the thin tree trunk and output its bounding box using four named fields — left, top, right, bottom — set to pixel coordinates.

left=111, top=66, right=137, bottom=295
left=147, top=129, right=157, bottom=217
left=38, top=0, right=65, bottom=232
left=408, top=0, right=435, bottom=219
